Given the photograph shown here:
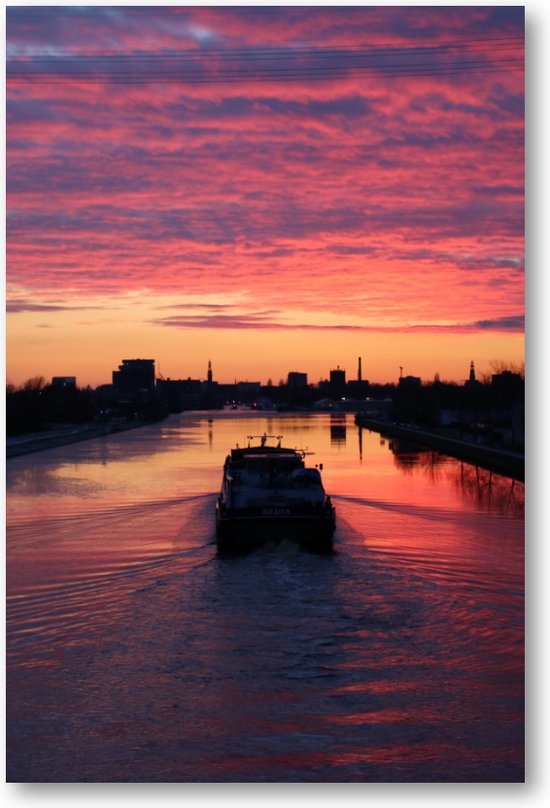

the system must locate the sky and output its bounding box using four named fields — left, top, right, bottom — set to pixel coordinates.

left=5, top=3, right=525, bottom=388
